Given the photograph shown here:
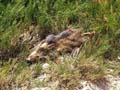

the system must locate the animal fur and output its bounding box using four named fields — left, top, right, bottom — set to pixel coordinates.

left=26, top=30, right=95, bottom=62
